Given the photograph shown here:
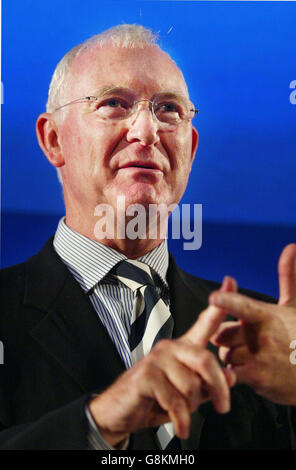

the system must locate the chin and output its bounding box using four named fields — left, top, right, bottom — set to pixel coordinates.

left=120, top=185, right=166, bottom=208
